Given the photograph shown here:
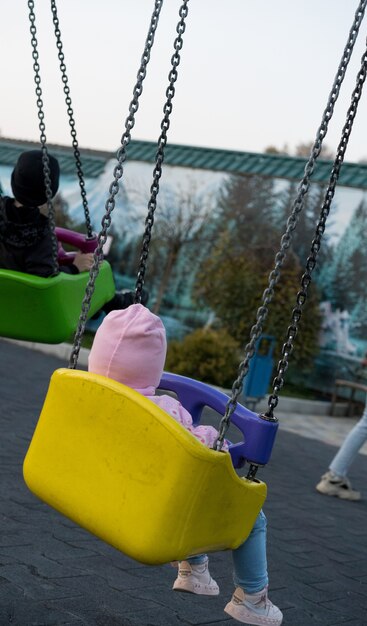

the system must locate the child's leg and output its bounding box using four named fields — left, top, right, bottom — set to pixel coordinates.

left=225, top=510, right=283, bottom=624
left=232, top=509, right=268, bottom=593
left=186, top=554, right=208, bottom=565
